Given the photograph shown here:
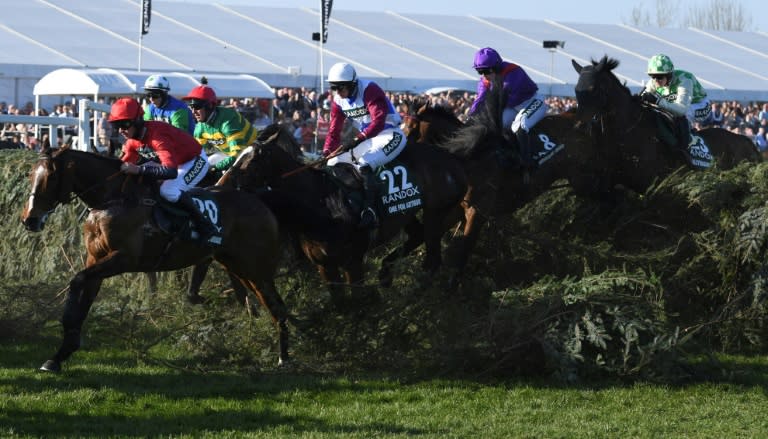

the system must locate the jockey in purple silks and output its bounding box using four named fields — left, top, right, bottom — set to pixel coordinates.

left=469, top=47, right=549, bottom=168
